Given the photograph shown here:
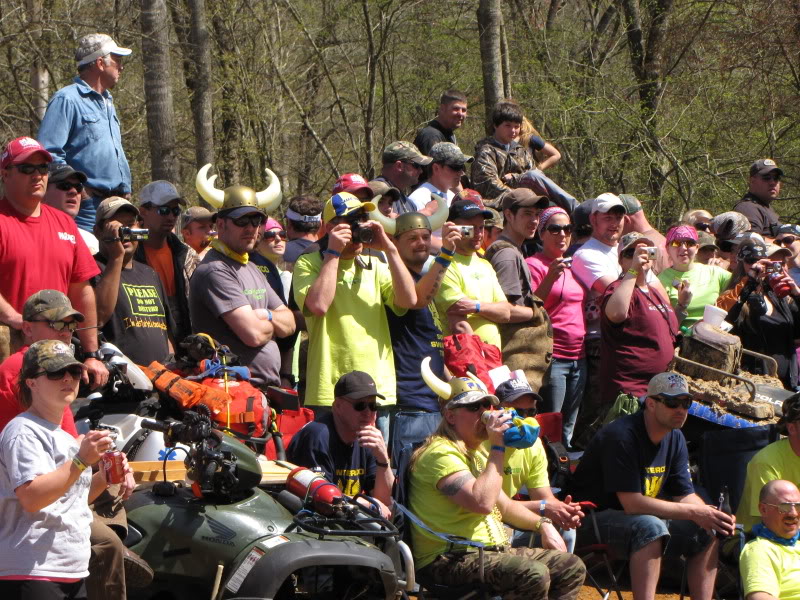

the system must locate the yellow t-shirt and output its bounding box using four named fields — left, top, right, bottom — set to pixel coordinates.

left=740, top=537, right=800, bottom=600
left=476, top=439, right=550, bottom=498
left=293, top=252, right=404, bottom=407
left=409, top=438, right=508, bottom=569
left=736, top=439, right=800, bottom=532
left=434, top=252, right=507, bottom=349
